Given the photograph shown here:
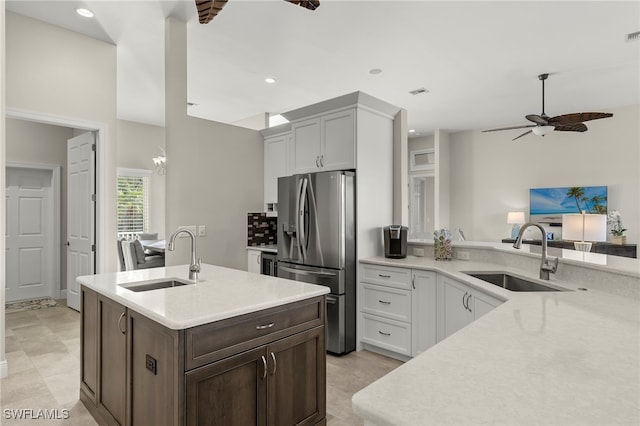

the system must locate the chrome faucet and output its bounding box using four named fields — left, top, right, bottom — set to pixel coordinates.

left=168, top=228, right=201, bottom=281
left=513, top=223, right=558, bottom=280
